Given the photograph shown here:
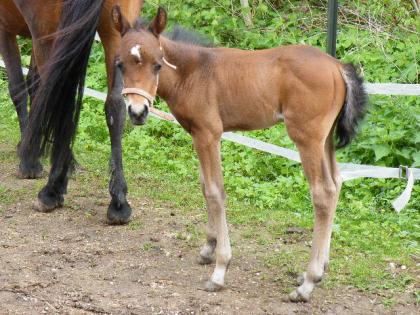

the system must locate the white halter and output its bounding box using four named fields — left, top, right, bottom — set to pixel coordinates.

left=121, top=87, right=155, bottom=106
